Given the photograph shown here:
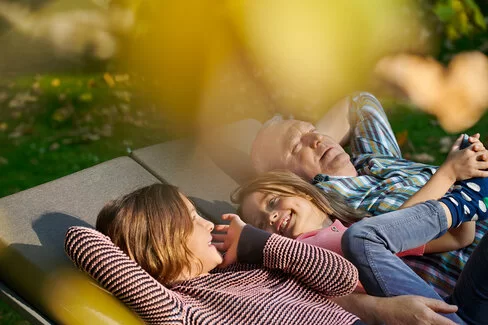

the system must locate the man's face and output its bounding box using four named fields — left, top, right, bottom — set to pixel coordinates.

left=251, top=120, right=357, bottom=180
